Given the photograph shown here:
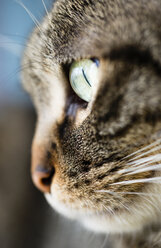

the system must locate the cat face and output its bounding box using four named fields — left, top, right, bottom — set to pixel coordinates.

left=22, top=0, right=161, bottom=233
